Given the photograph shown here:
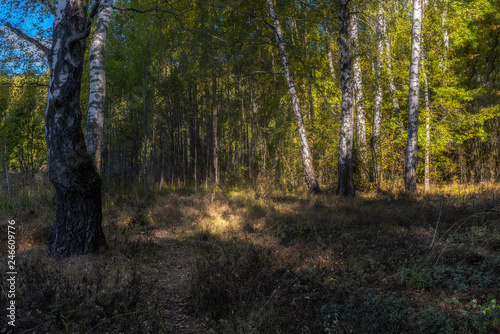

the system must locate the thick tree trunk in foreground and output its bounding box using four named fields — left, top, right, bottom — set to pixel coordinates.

left=85, top=0, right=114, bottom=174
left=267, top=0, right=320, bottom=193
left=46, top=0, right=106, bottom=255
left=404, top=0, right=422, bottom=193
left=349, top=11, right=369, bottom=182
left=372, top=2, right=384, bottom=188
left=337, top=0, right=356, bottom=197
